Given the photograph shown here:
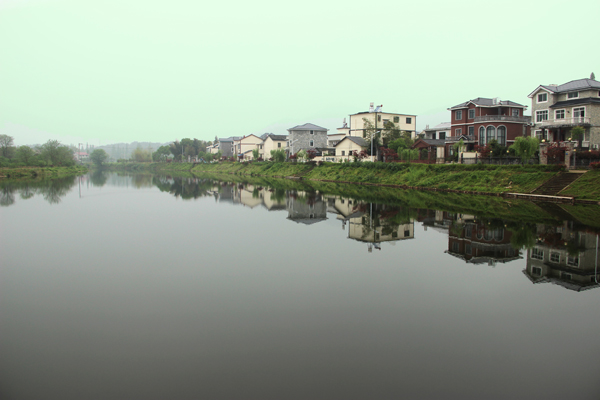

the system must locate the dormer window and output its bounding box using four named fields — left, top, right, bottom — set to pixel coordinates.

left=567, top=91, right=579, bottom=99
left=537, top=93, right=548, bottom=103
